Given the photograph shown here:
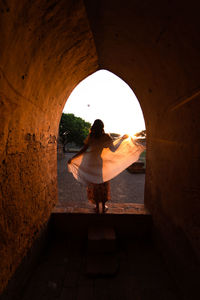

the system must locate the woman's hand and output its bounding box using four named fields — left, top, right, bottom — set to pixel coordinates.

left=122, top=134, right=129, bottom=139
